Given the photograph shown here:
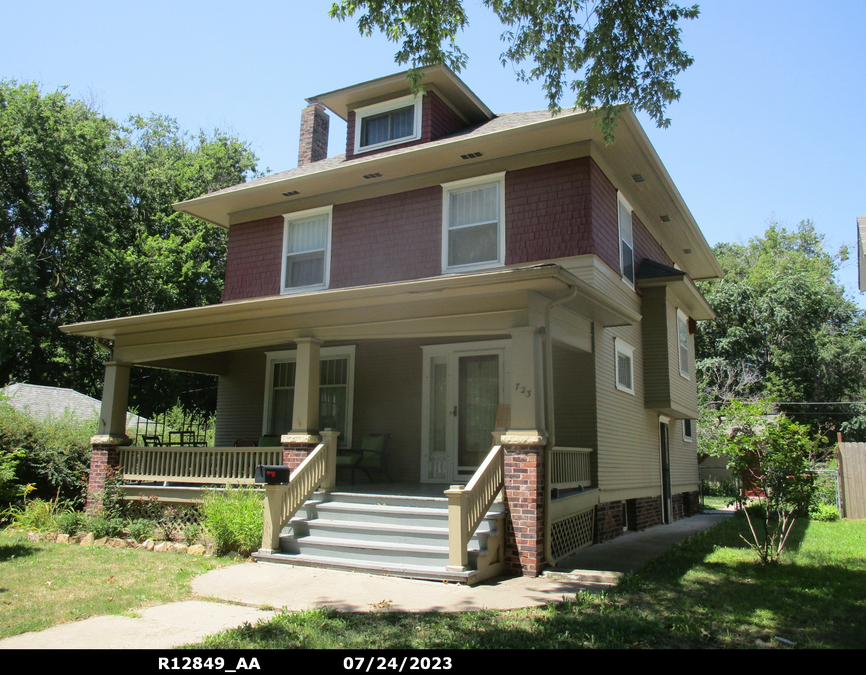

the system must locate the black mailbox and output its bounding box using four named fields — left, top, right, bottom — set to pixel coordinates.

left=255, top=464, right=290, bottom=485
